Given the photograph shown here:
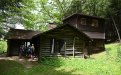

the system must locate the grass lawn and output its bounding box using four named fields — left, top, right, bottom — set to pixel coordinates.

left=0, top=43, right=121, bottom=75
